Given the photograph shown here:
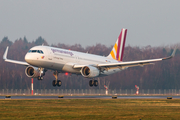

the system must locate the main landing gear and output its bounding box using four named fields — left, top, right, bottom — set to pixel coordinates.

left=89, top=79, right=98, bottom=87
left=52, top=71, right=62, bottom=87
